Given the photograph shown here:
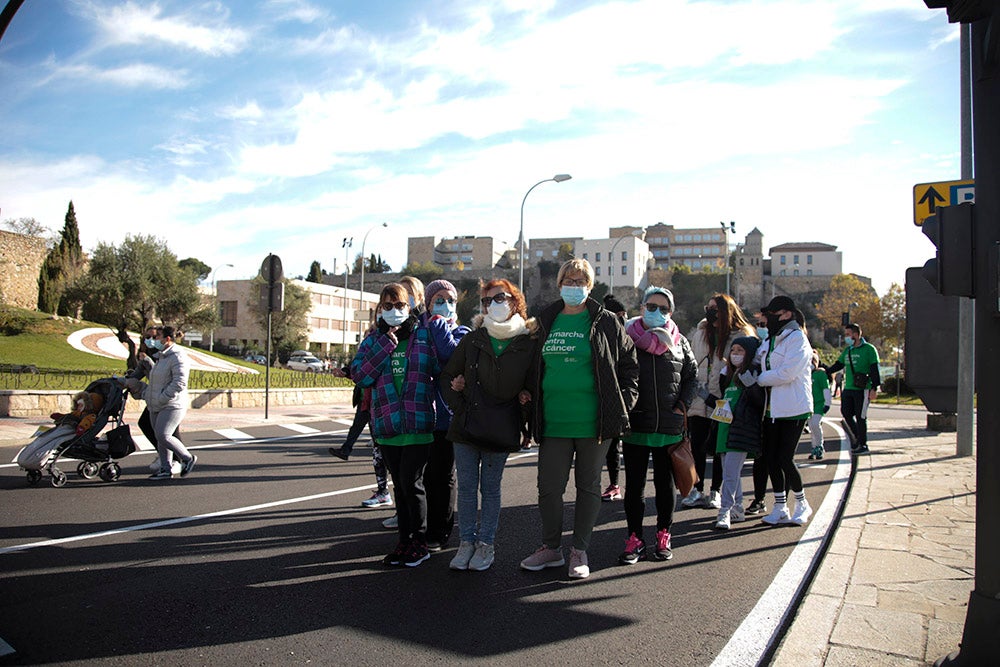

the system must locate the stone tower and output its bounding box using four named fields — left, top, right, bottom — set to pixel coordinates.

left=733, top=227, right=764, bottom=311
